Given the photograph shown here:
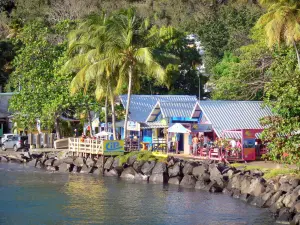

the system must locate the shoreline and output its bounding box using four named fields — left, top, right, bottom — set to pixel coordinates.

left=0, top=152, right=299, bottom=225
